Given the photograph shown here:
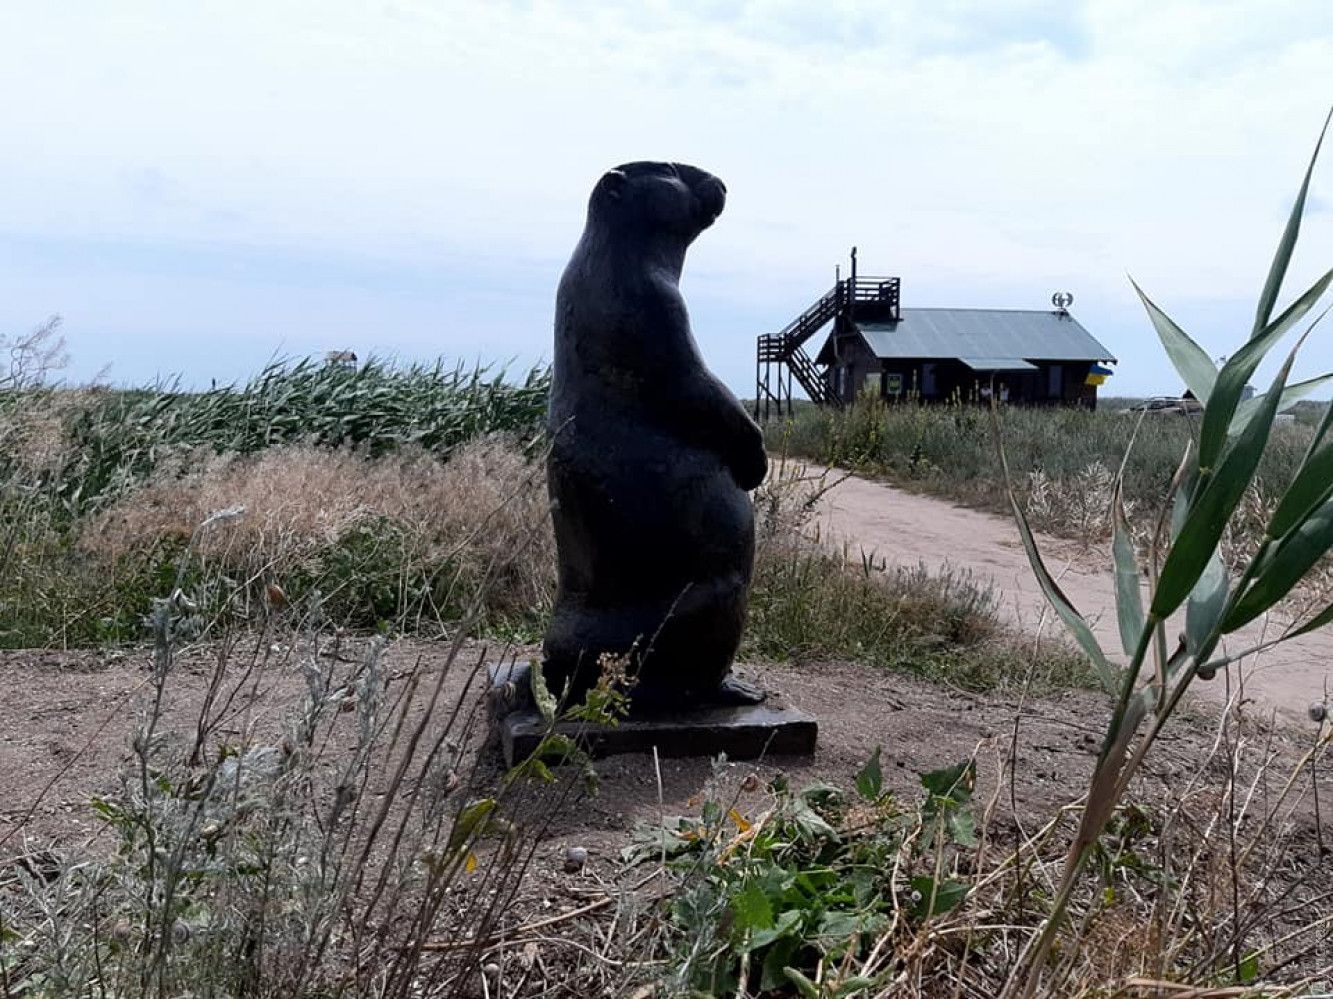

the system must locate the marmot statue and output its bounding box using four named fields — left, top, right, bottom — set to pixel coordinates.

left=542, top=161, right=768, bottom=711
